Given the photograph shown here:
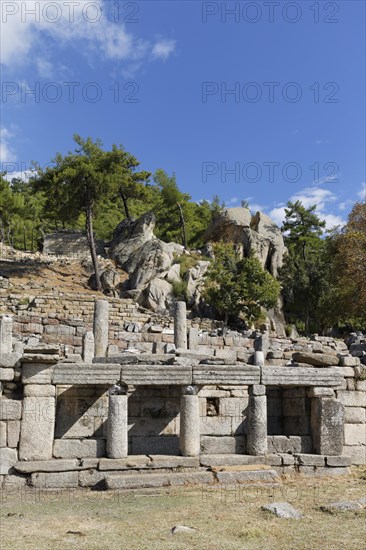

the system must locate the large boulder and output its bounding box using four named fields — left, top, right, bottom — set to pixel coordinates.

left=109, top=212, right=184, bottom=290
left=140, top=278, right=175, bottom=312
left=205, top=208, right=286, bottom=277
